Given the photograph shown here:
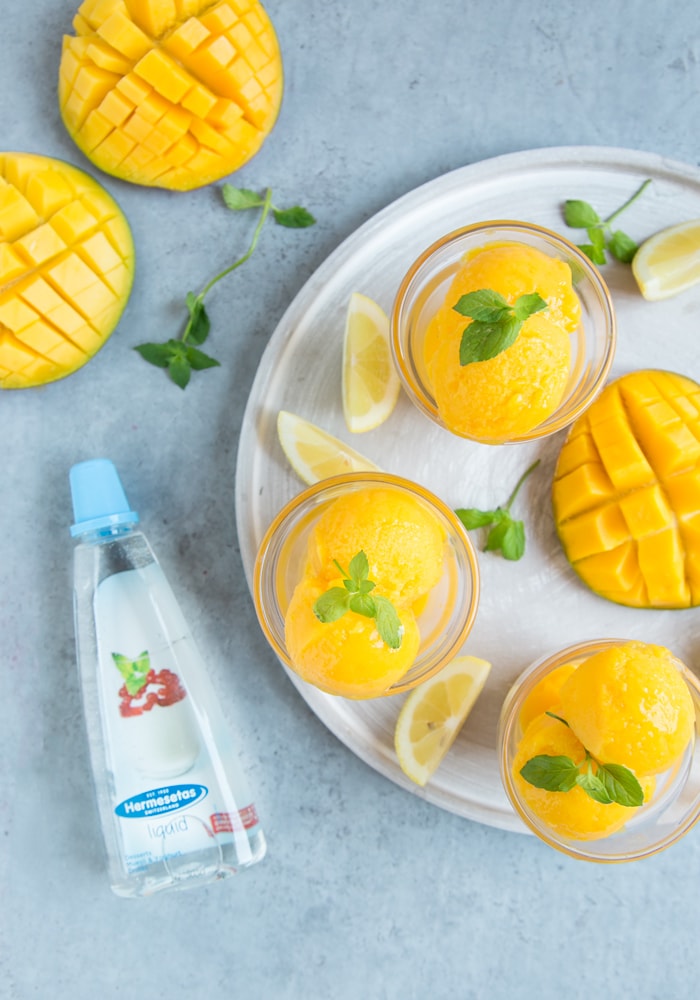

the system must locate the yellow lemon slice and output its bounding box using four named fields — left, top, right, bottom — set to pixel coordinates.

left=342, top=292, right=400, bottom=433
left=394, top=655, right=492, bottom=787
left=632, top=219, right=700, bottom=301
left=277, top=410, right=381, bottom=485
